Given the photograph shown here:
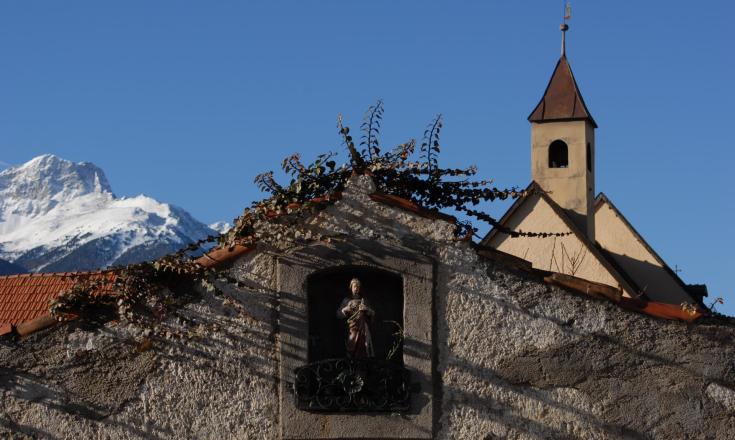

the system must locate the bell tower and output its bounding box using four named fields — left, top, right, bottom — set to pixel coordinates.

left=528, top=21, right=597, bottom=241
